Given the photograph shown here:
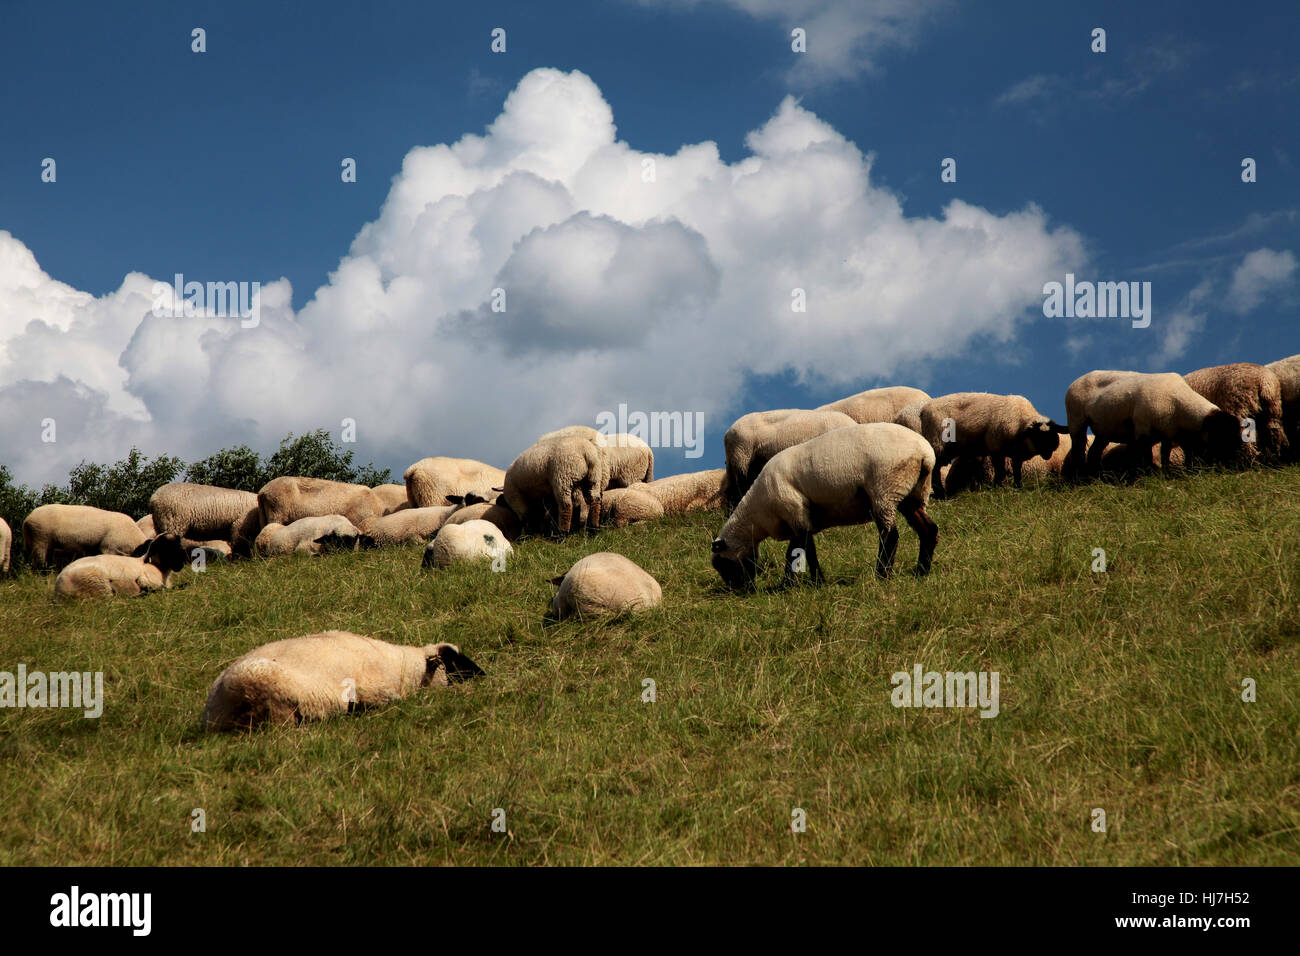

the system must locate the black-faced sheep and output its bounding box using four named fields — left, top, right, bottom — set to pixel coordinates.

left=422, top=519, right=513, bottom=569
left=1183, top=362, right=1288, bottom=461
left=201, top=631, right=484, bottom=731
left=256, top=476, right=383, bottom=530
left=918, top=393, right=1067, bottom=494
left=404, top=457, right=507, bottom=508
left=818, top=385, right=931, bottom=424
left=711, top=422, right=937, bottom=587
left=723, top=408, right=856, bottom=508
left=22, top=504, right=149, bottom=569
left=548, top=552, right=662, bottom=620
left=1064, top=370, right=1241, bottom=476
left=253, top=515, right=363, bottom=557
left=503, top=436, right=608, bottom=535
left=53, top=533, right=187, bottom=599
left=149, top=483, right=262, bottom=557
